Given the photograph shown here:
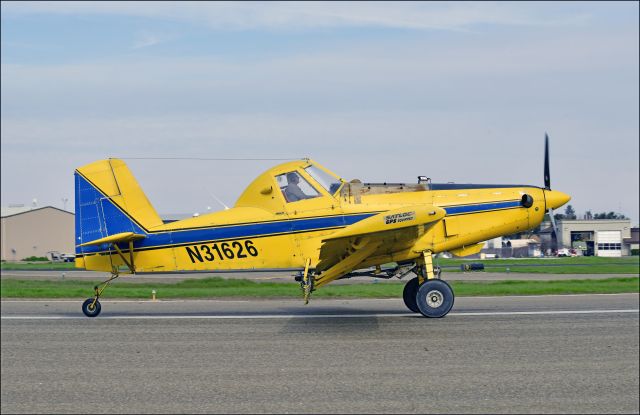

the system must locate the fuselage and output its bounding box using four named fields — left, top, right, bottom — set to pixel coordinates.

left=75, top=159, right=570, bottom=274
